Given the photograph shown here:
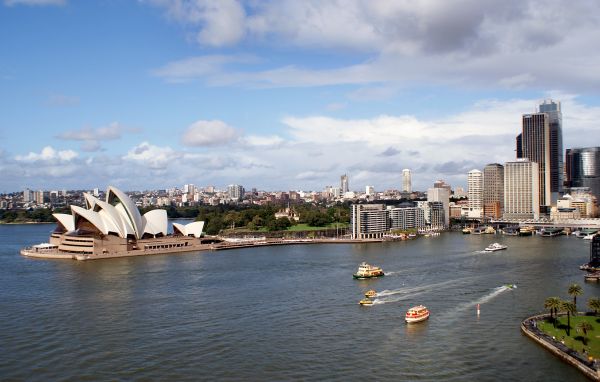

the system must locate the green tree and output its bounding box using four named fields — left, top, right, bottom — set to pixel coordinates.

left=560, top=300, right=576, bottom=336
left=567, top=283, right=583, bottom=311
left=576, top=321, right=593, bottom=345
left=588, top=297, right=600, bottom=315
left=544, top=297, right=562, bottom=327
